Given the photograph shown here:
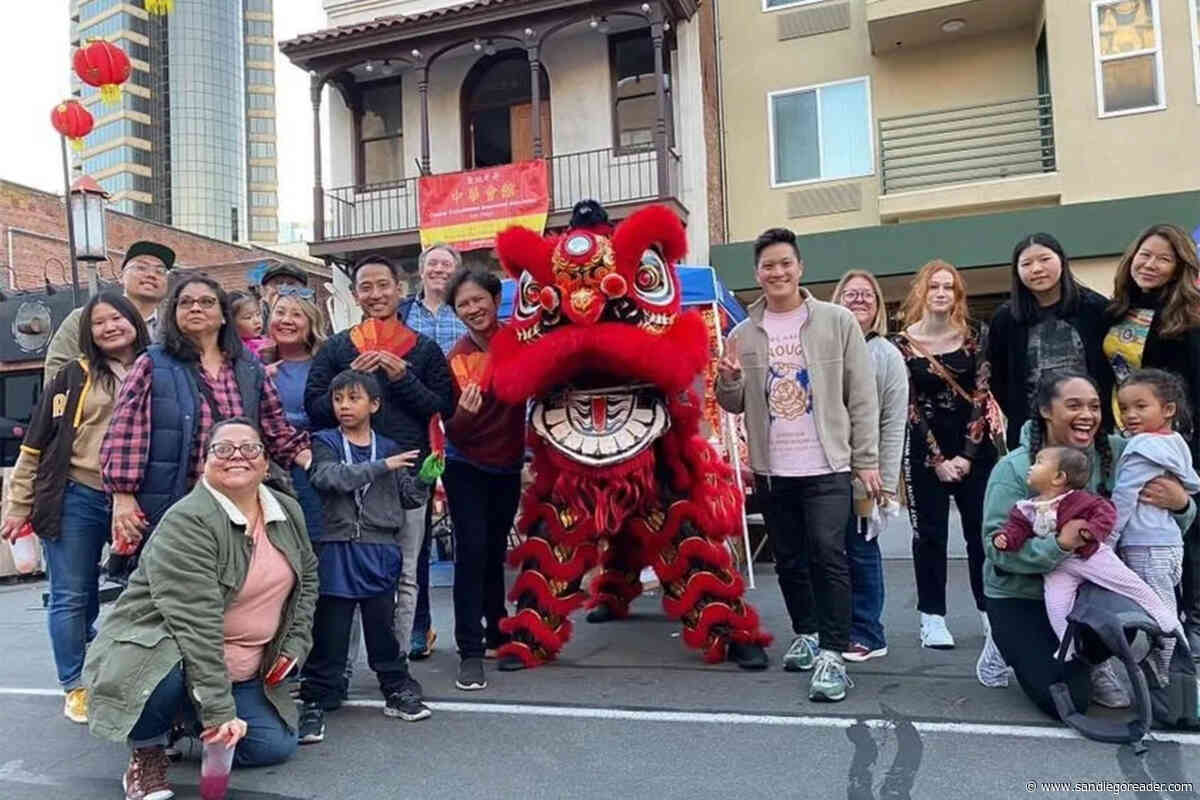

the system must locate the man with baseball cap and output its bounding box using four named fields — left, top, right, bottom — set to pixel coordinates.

left=260, top=262, right=311, bottom=306
left=43, top=240, right=174, bottom=386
